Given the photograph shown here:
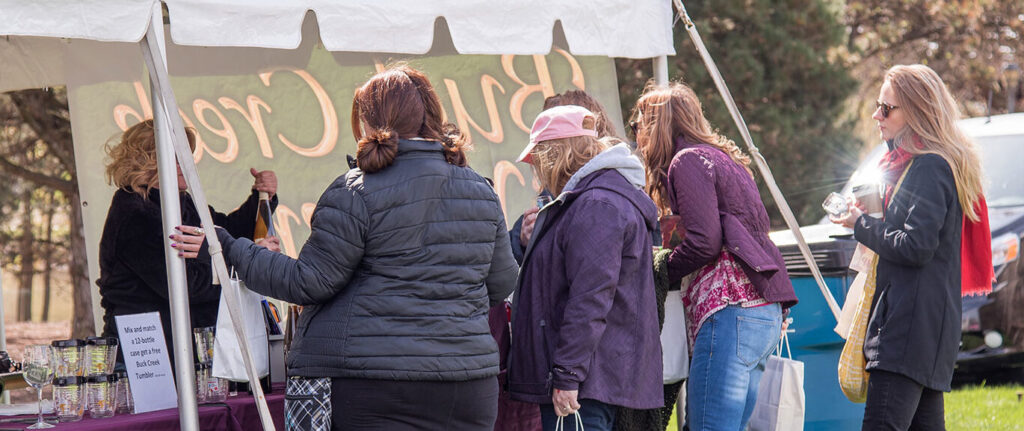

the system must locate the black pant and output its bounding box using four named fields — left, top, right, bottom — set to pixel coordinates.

left=862, top=370, right=945, bottom=430
left=330, top=377, right=498, bottom=430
